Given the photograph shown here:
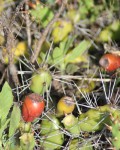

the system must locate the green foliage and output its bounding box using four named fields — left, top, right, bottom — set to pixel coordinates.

left=62, top=114, right=80, bottom=136
left=0, top=82, right=13, bottom=140
left=112, top=123, right=120, bottom=149
left=0, top=82, right=13, bottom=124
left=9, top=104, right=21, bottom=138
left=40, top=115, right=64, bottom=149
left=99, top=21, right=120, bottom=42
left=48, top=39, right=91, bottom=73
left=41, top=115, right=60, bottom=135
left=107, top=116, right=120, bottom=149
left=0, top=0, right=119, bottom=149
left=19, top=133, right=35, bottom=150
left=40, top=130, right=64, bottom=150
left=69, top=139, right=93, bottom=150
left=30, top=4, right=54, bottom=27
left=65, top=40, right=90, bottom=63
left=62, top=105, right=120, bottom=134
